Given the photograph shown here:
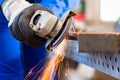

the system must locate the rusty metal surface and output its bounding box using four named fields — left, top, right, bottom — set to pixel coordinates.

left=67, top=32, right=120, bottom=53
left=64, top=40, right=120, bottom=79
left=67, top=32, right=78, bottom=40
